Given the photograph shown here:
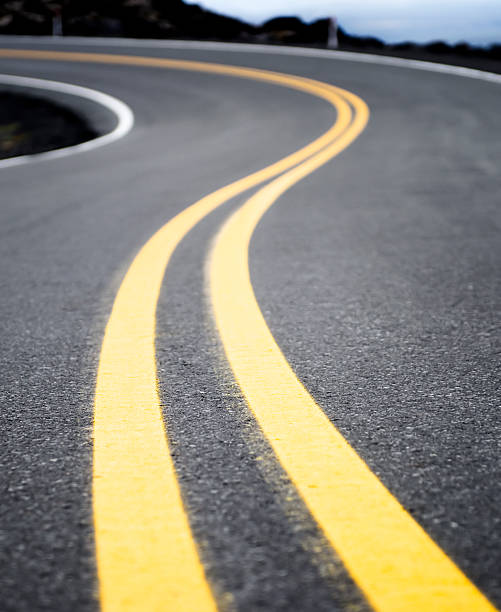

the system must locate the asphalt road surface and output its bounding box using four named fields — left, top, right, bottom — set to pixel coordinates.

left=0, top=38, right=500, bottom=612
